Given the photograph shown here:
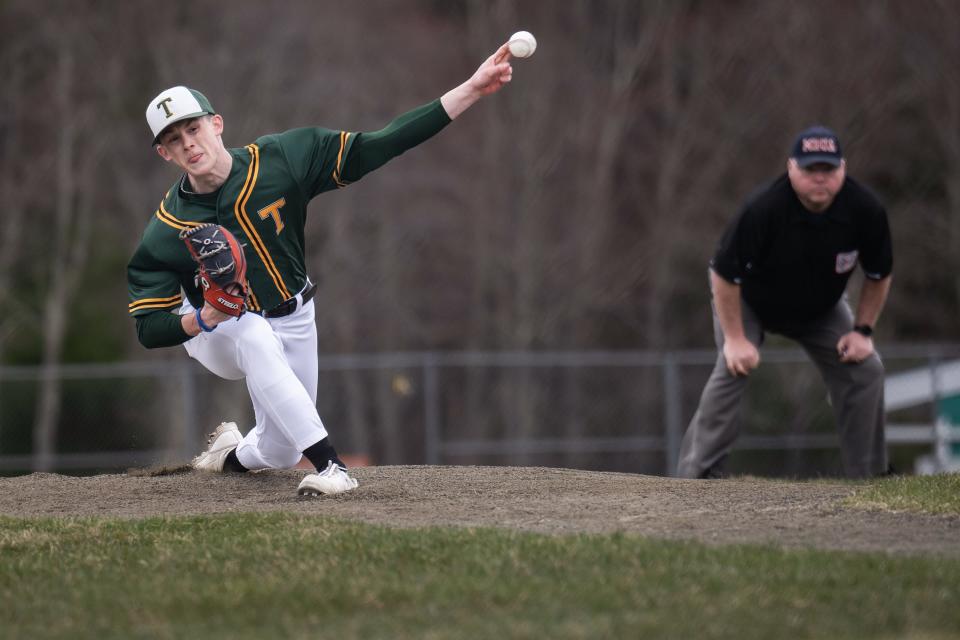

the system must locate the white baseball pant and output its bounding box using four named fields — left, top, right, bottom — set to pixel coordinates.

left=181, top=294, right=326, bottom=470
